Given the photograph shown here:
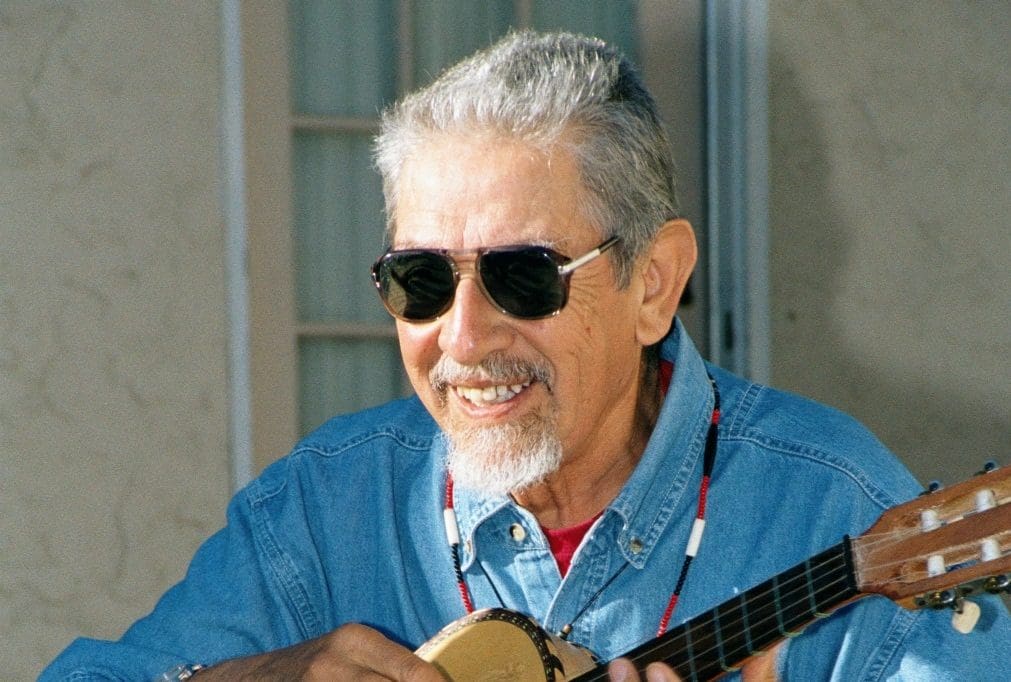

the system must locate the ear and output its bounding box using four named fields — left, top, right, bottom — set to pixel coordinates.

left=635, top=219, right=697, bottom=346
